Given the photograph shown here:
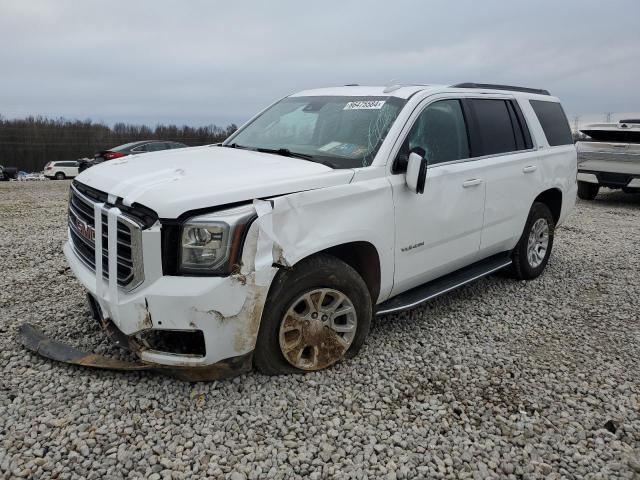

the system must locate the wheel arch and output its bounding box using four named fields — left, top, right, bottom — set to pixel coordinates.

left=534, top=188, right=562, bottom=224
left=271, top=241, right=382, bottom=304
